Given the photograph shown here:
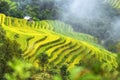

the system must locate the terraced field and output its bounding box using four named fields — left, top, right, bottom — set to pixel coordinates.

left=0, top=14, right=118, bottom=71
left=104, top=0, right=120, bottom=9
